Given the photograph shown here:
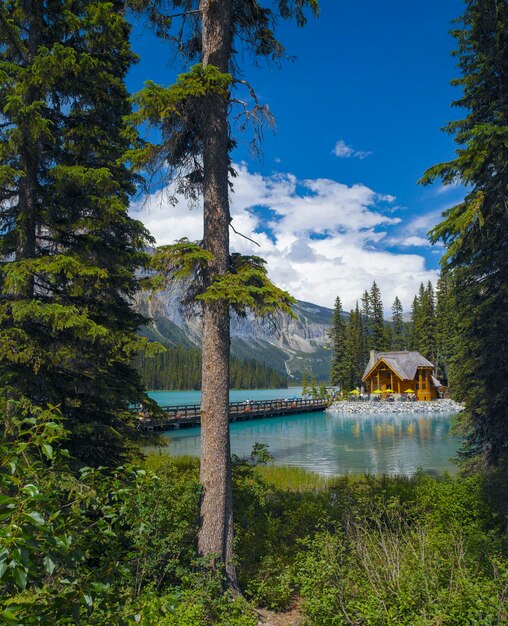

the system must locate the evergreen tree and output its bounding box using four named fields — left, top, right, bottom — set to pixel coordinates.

left=418, top=282, right=437, bottom=362
left=369, top=281, right=385, bottom=350
left=360, top=289, right=372, bottom=351
left=413, top=283, right=426, bottom=353
left=420, top=0, right=508, bottom=465
left=301, top=371, right=310, bottom=396
left=0, top=1, right=151, bottom=464
left=127, top=0, right=317, bottom=586
left=391, top=296, right=405, bottom=350
left=408, top=294, right=420, bottom=350
left=383, top=321, right=393, bottom=351
left=135, top=347, right=287, bottom=390
left=344, top=303, right=366, bottom=390
left=404, top=320, right=413, bottom=352
left=435, top=272, right=459, bottom=386
left=328, top=296, right=348, bottom=389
